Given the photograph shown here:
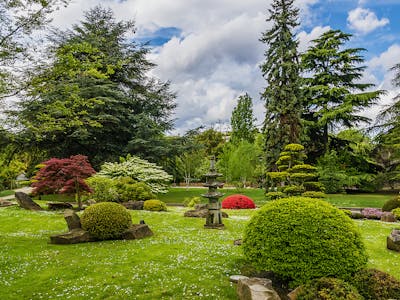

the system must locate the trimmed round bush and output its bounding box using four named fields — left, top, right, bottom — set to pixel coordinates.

left=143, top=199, right=167, bottom=211
left=221, top=194, right=256, bottom=209
left=351, top=268, right=400, bottom=299
left=382, top=196, right=400, bottom=212
left=392, top=207, right=400, bottom=219
left=302, top=191, right=326, bottom=198
left=81, top=202, right=132, bottom=240
left=297, top=277, right=363, bottom=300
left=265, top=191, right=285, bottom=201
left=243, top=197, right=368, bottom=287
